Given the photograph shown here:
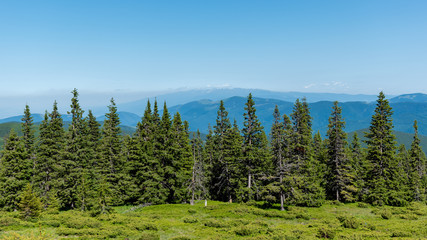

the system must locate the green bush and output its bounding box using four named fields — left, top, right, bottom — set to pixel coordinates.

left=170, top=236, right=192, bottom=240
left=203, top=219, right=228, bottom=228
left=398, top=213, right=418, bottom=220
left=234, top=225, right=257, bottom=236
left=357, top=202, right=369, bottom=208
left=63, top=216, right=101, bottom=229
left=0, top=217, right=20, bottom=227
left=337, top=215, right=359, bottom=229
left=183, top=217, right=198, bottom=223
left=391, top=231, right=411, bottom=237
left=316, top=227, right=336, bottom=239
left=40, top=220, right=60, bottom=227
left=379, top=209, right=392, bottom=219
left=137, top=232, right=160, bottom=240
left=187, top=209, right=196, bottom=214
